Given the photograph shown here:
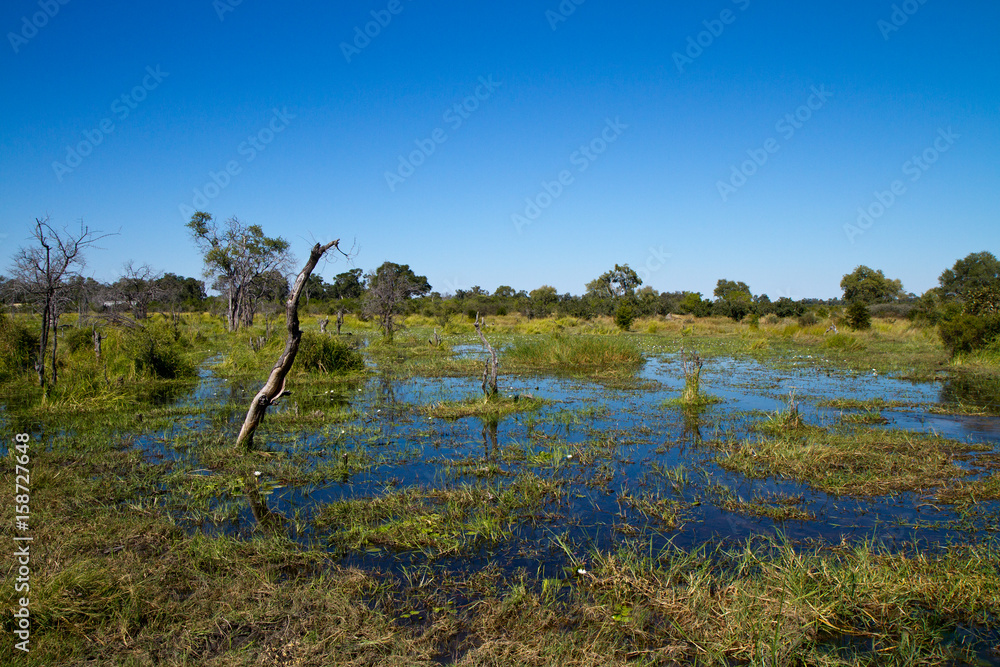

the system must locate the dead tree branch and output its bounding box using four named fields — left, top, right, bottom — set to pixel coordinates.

left=474, top=312, right=498, bottom=400
left=236, top=239, right=343, bottom=451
